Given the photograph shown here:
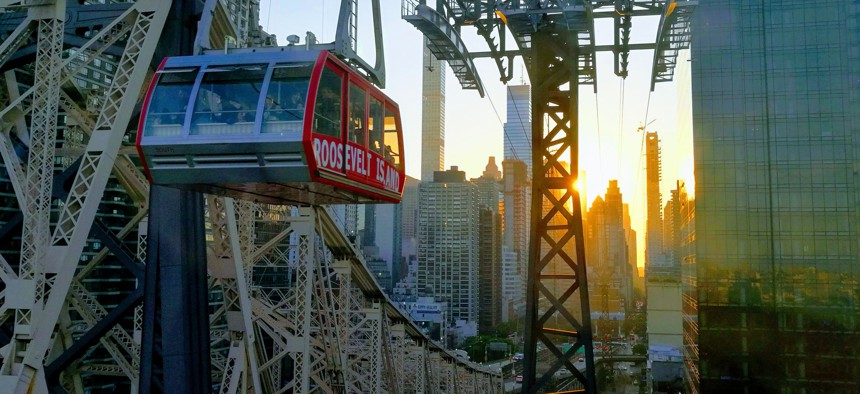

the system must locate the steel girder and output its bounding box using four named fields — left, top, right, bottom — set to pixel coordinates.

left=0, top=2, right=170, bottom=393
left=401, top=1, right=485, bottom=96
left=521, top=28, right=597, bottom=393
left=206, top=196, right=262, bottom=394
left=649, top=0, right=697, bottom=90
left=0, top=1, right=132, bottom=73
left=0, top=1, right=506, bottom=392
